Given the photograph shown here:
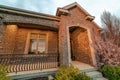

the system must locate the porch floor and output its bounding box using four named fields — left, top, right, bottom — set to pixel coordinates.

left=71, top=61, right=95, bottom=70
